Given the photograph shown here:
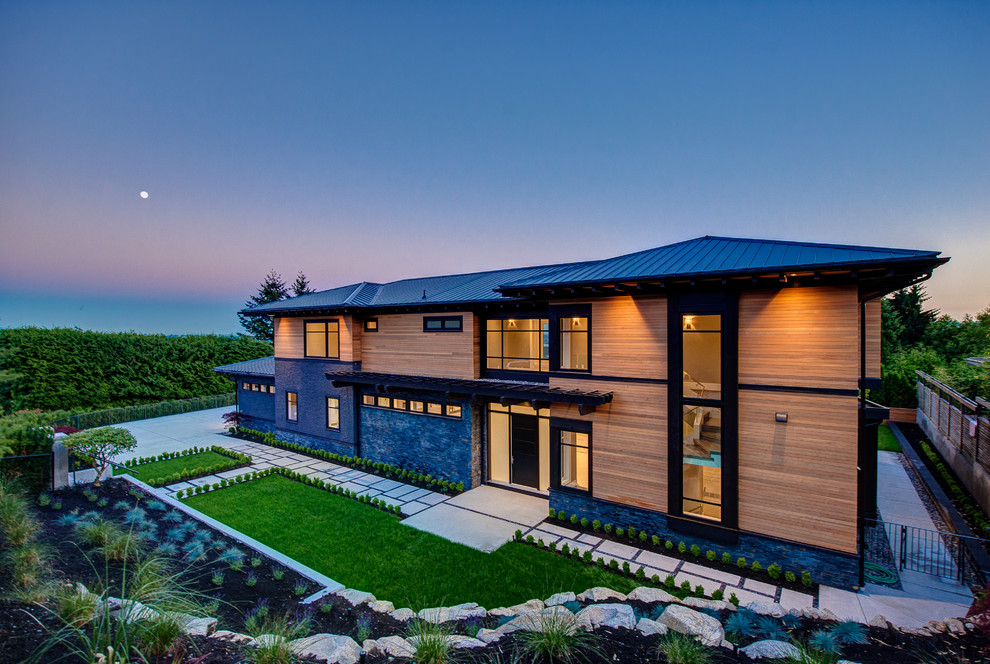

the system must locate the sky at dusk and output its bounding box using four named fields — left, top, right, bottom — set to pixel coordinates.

left=1, top=1, right=988, bottom=335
